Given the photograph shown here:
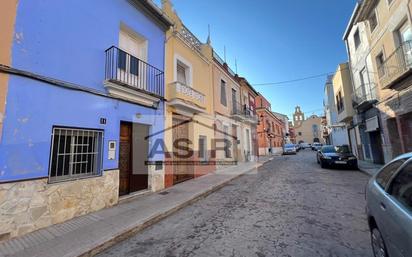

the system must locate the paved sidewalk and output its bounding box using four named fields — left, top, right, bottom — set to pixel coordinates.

left=358, top=160, right=383, bottom=176
left=0, top=157, right=272, bottom=257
